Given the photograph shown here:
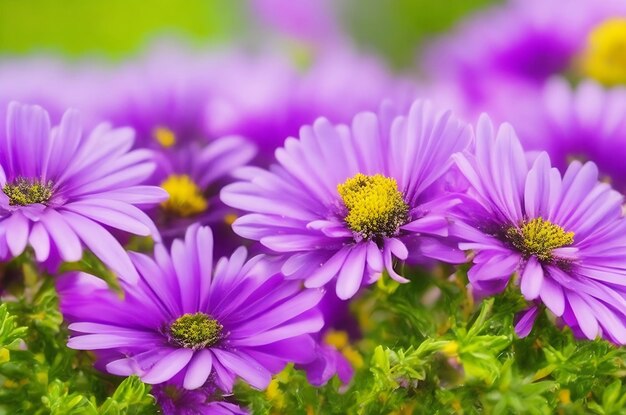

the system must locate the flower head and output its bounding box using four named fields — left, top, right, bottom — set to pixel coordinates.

left=0, top=102, right=167, bottom=282
left=221, top=100, right=471, bottom=299
left=59, top=225, right=324, bottom=391
left=453, top=115, right=626, bottom=344
left=94, top=46, right=257, bottom=247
